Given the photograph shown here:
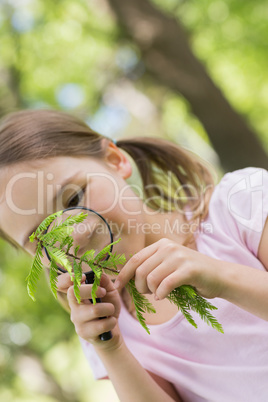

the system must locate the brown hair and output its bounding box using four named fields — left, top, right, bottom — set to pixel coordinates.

left=0, top=109, right=216, bottom=249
